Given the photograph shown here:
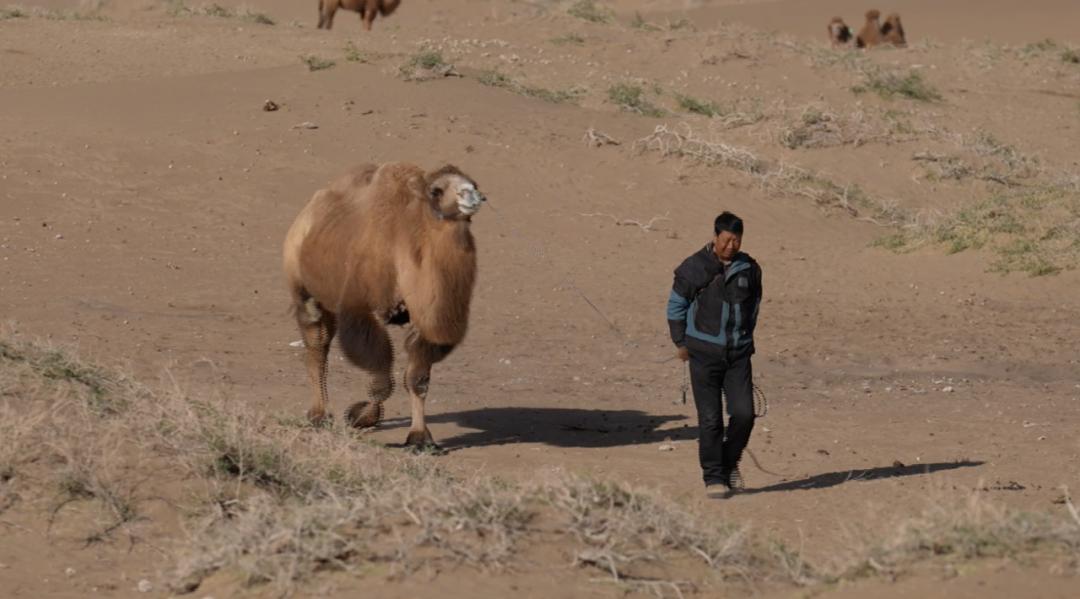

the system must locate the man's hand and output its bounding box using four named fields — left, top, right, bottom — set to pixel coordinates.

left=677, top=346, right=689, bottom=362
